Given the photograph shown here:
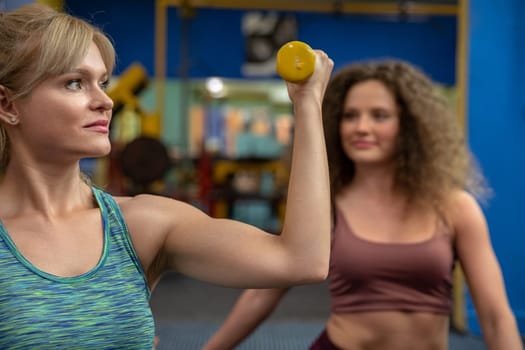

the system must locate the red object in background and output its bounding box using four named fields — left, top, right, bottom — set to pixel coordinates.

left=198, top=150, right=213, bottom=215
